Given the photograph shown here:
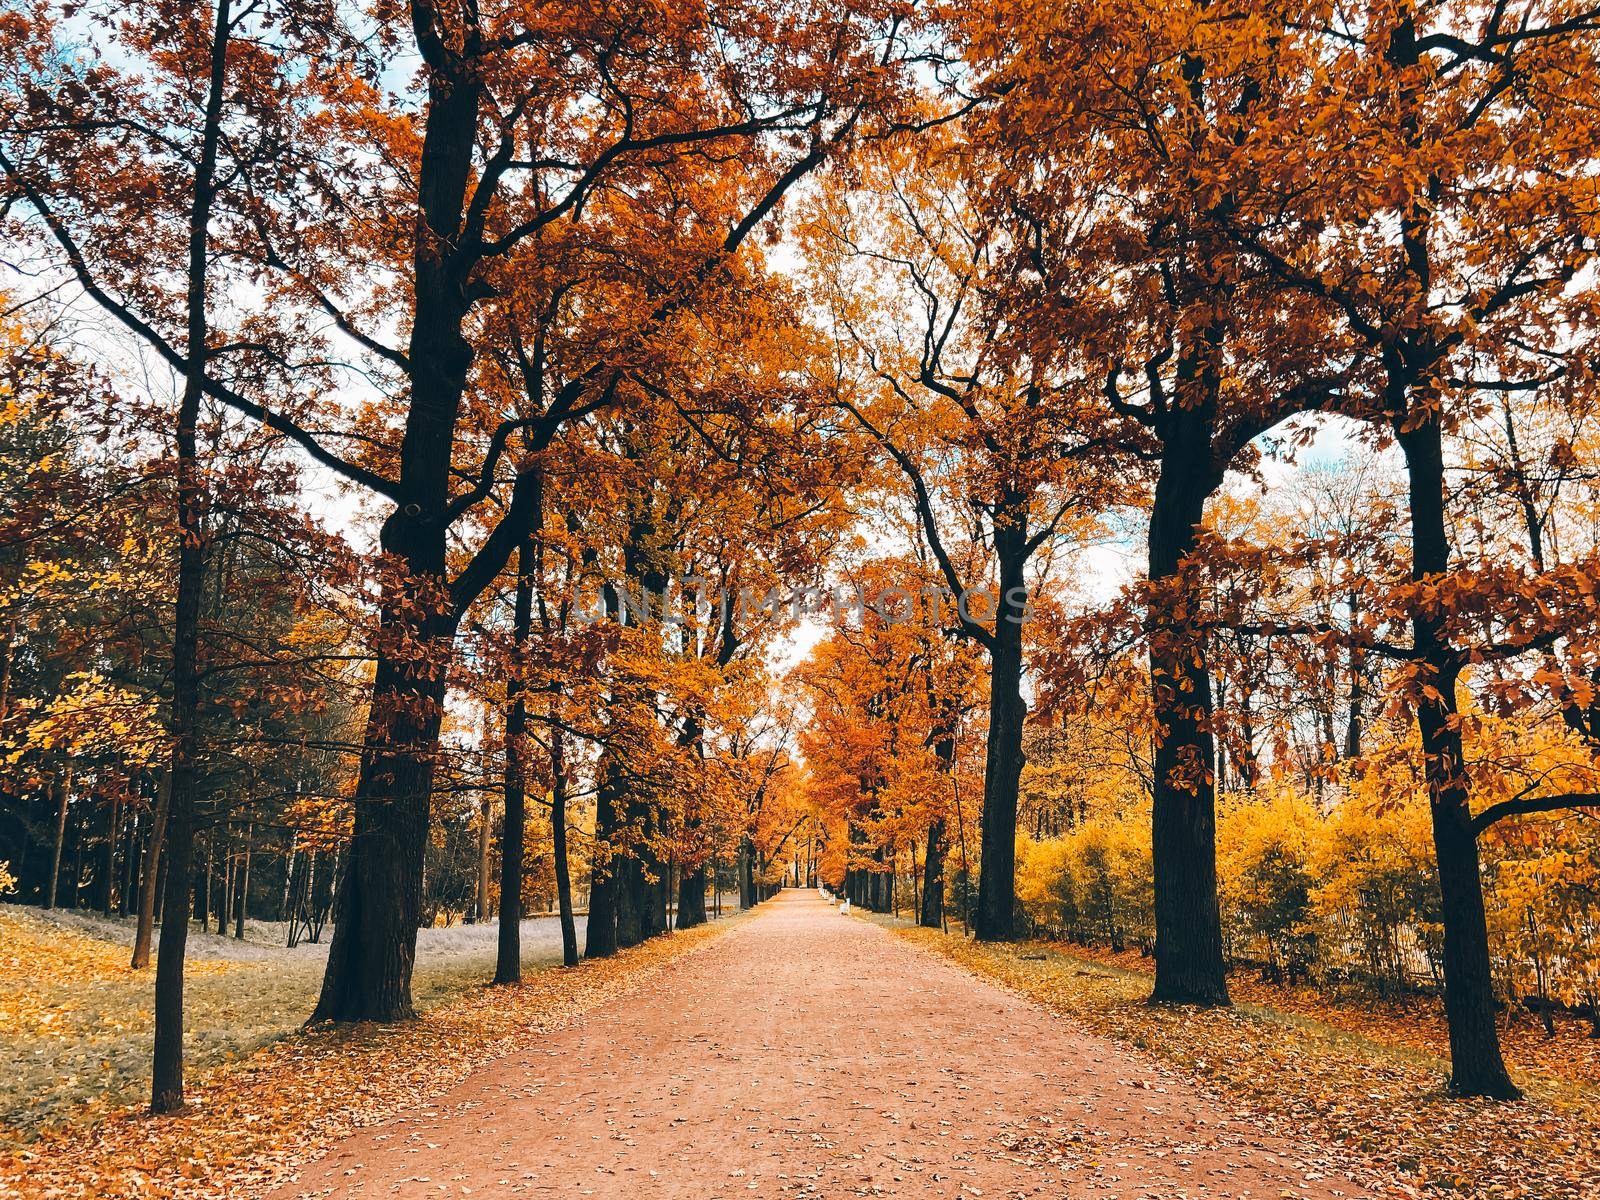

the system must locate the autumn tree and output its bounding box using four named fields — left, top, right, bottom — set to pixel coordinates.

left=0, top=0, right=378, bottom=1107
left=2, top=0, right=929, bottom=1027
left=808, top=123, right=1126, bottom=941
left=797, top=555, right=983, bottom=921
left=953, top=0, right=1370, bottom=1001
left=292, top=0, right=933, bottom=1021
left=1229, top=1, right=1600, bottom=1096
